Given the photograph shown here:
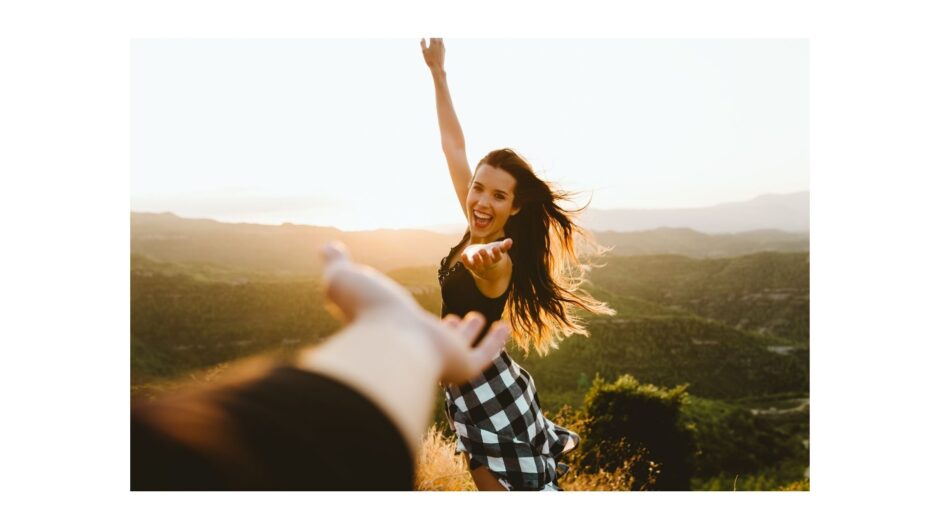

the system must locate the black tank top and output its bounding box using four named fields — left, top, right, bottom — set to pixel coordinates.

left=438, top=230, right=511, bottom=342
